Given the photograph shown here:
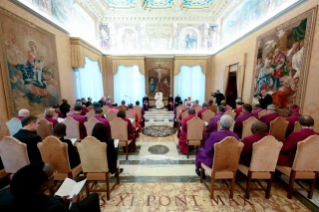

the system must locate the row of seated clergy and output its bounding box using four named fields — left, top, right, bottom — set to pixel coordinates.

left=67, top=105, right=88, bottom=138
left=234, top=104, right=254, bottom=138
left=116, top=110, right=137, bottom=152
left=197, top=115, right=316, bottom=180
left=177, top=103, right=192, bottom=137
left=128, top=104, right=142, bottom=133
left=203, top=106, right=226, bottom=144
left=0, top=162, right=101, bottom=212
left=178, top=108, right=197, bottom=154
